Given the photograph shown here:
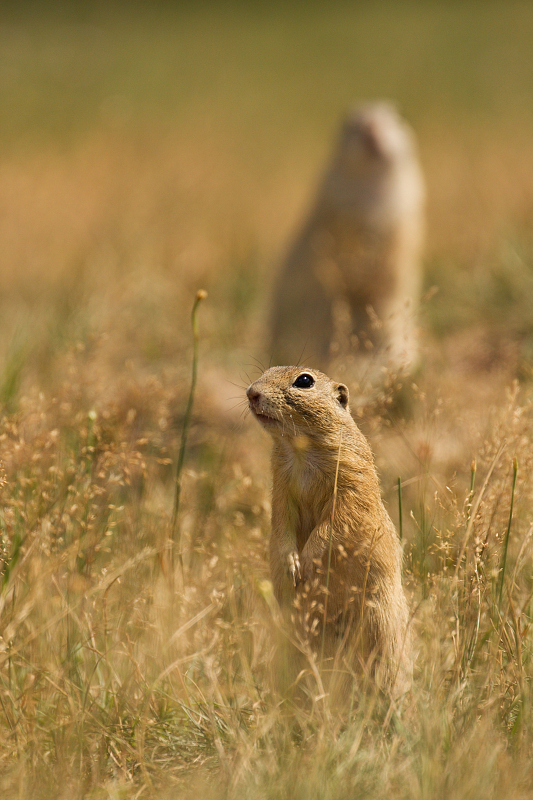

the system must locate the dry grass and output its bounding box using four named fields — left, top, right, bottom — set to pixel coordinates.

left=1, top=350, right=533, bottom=797
left=2, top=2, right=533, bottom=797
